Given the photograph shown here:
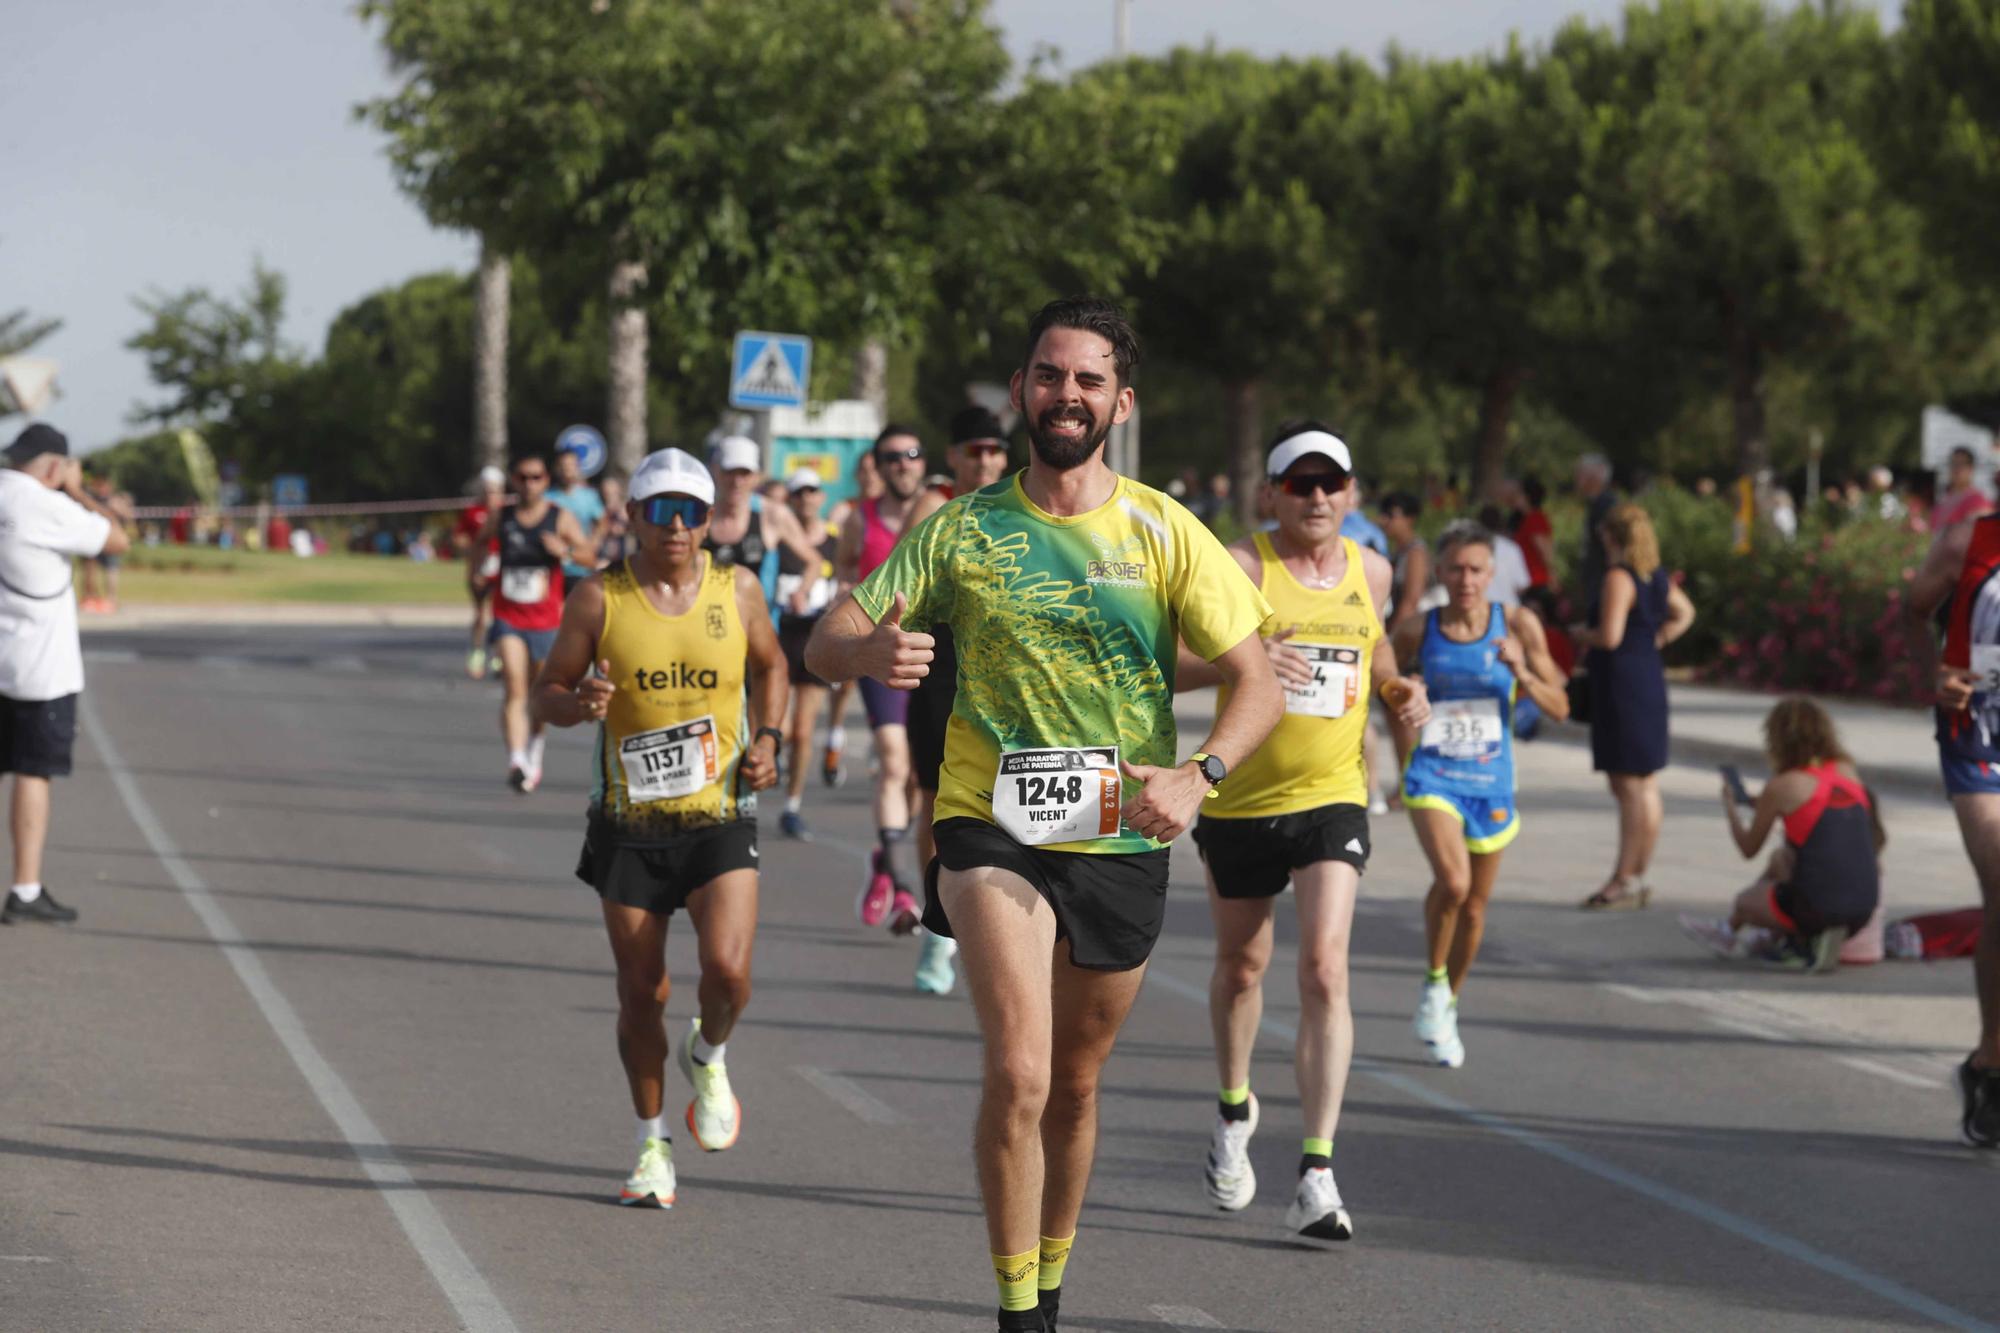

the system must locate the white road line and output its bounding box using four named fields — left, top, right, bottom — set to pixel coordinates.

left=1703, top=1015, right=1790, bottom=1041
left=0, top=1255, right=55, bottom=1263
left=1145, top=965, right=1994, bottom=1333
left=1836, top=1055, right=1941, bottom=1090
left=80, top=696, right=520, bottom=1333
left=795, top=1066, right=903, bottom=1125
left=1150, top=1305, right=1224, bottom=1329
